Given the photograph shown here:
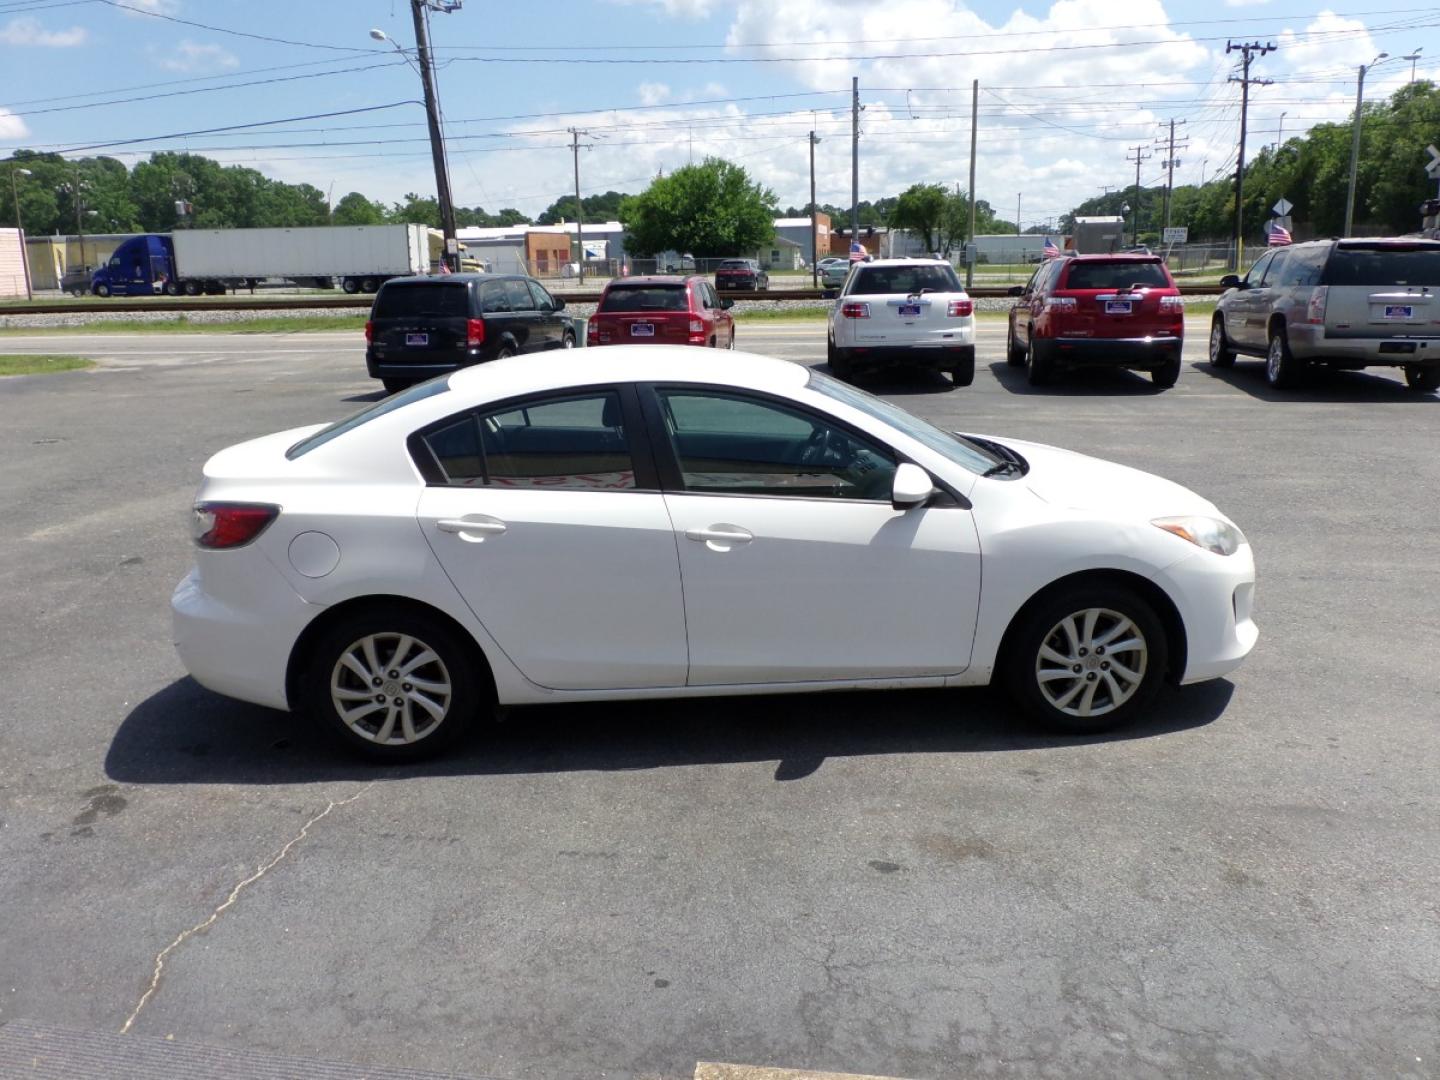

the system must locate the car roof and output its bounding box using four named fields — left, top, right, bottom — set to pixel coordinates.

left=1064, top=253, right=1163, bottom=262
left=378, top=273, right=506, bottom=286
left=605, top=275, right=692, bottom=286
left=447, top=345, right=807, bottom=402
left=855, top=258, right=952, bottom=266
